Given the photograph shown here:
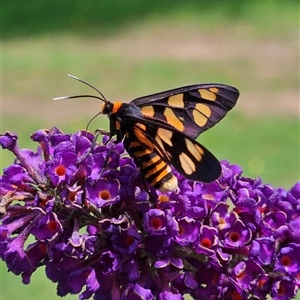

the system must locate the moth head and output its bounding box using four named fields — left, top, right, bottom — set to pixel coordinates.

left=101, top=102, right=114, bottom=115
